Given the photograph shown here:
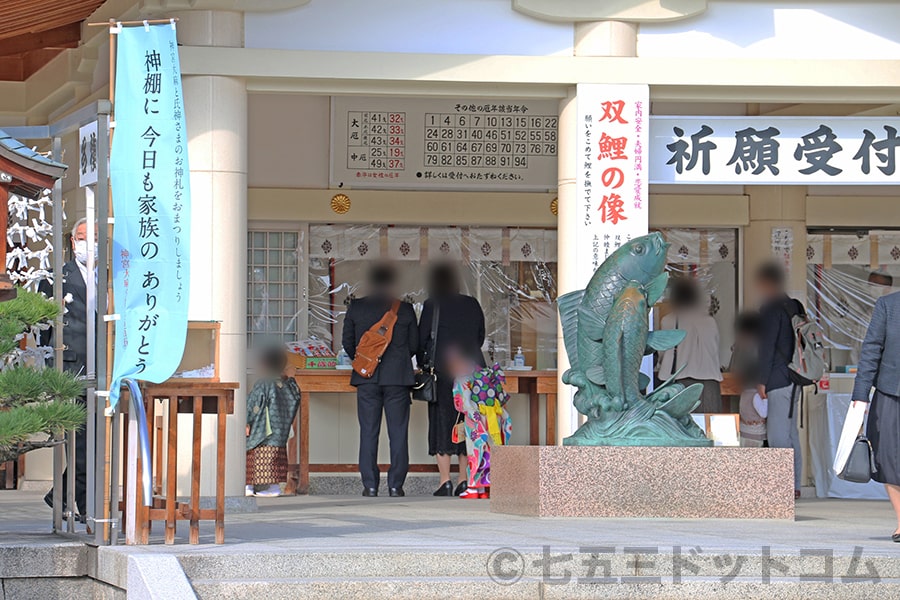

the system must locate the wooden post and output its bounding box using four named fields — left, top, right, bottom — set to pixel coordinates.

left=0, top=183, right=15, bottom=301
